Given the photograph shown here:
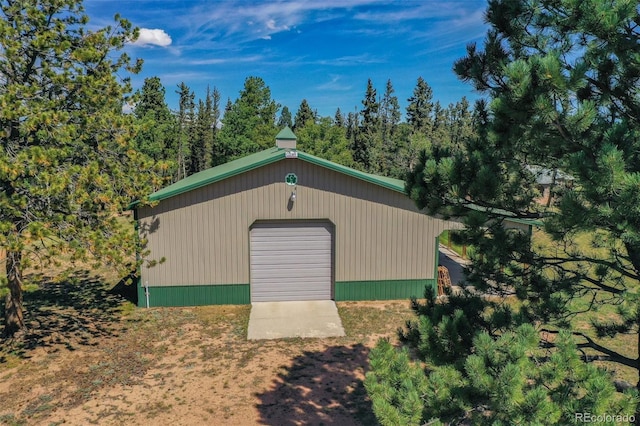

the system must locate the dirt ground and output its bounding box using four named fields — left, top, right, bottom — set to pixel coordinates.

left=0, top=273, right=415, bottom=426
